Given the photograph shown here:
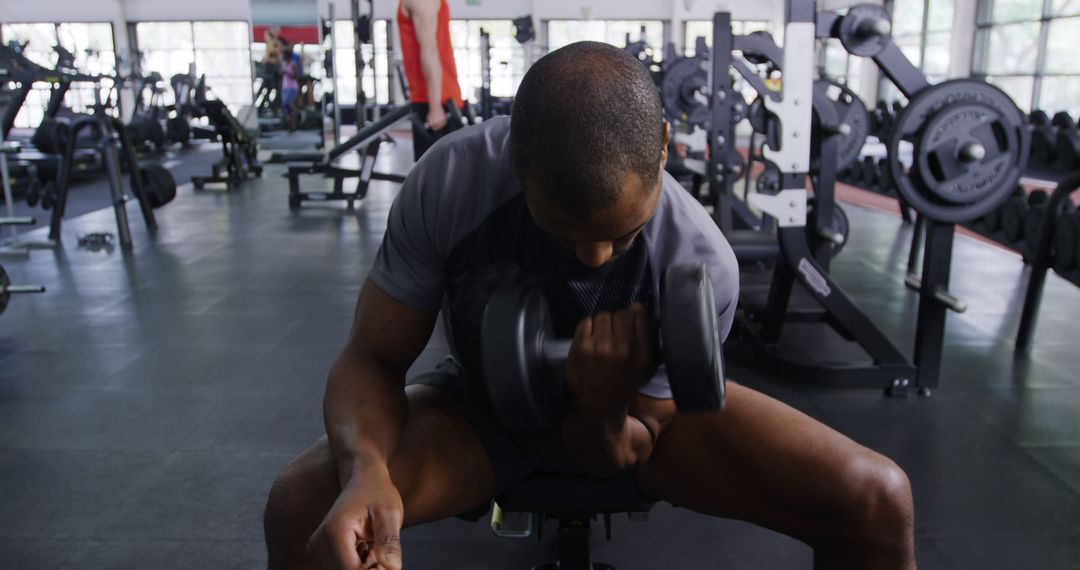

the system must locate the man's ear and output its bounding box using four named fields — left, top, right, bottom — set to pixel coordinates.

left=659, top=121, right=671, bottom=170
